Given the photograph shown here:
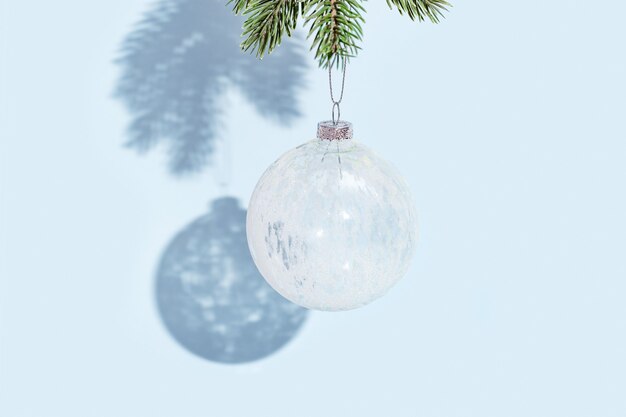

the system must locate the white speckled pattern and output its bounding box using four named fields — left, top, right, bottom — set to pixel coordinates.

left=247, top=131, right=418, bottom=311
